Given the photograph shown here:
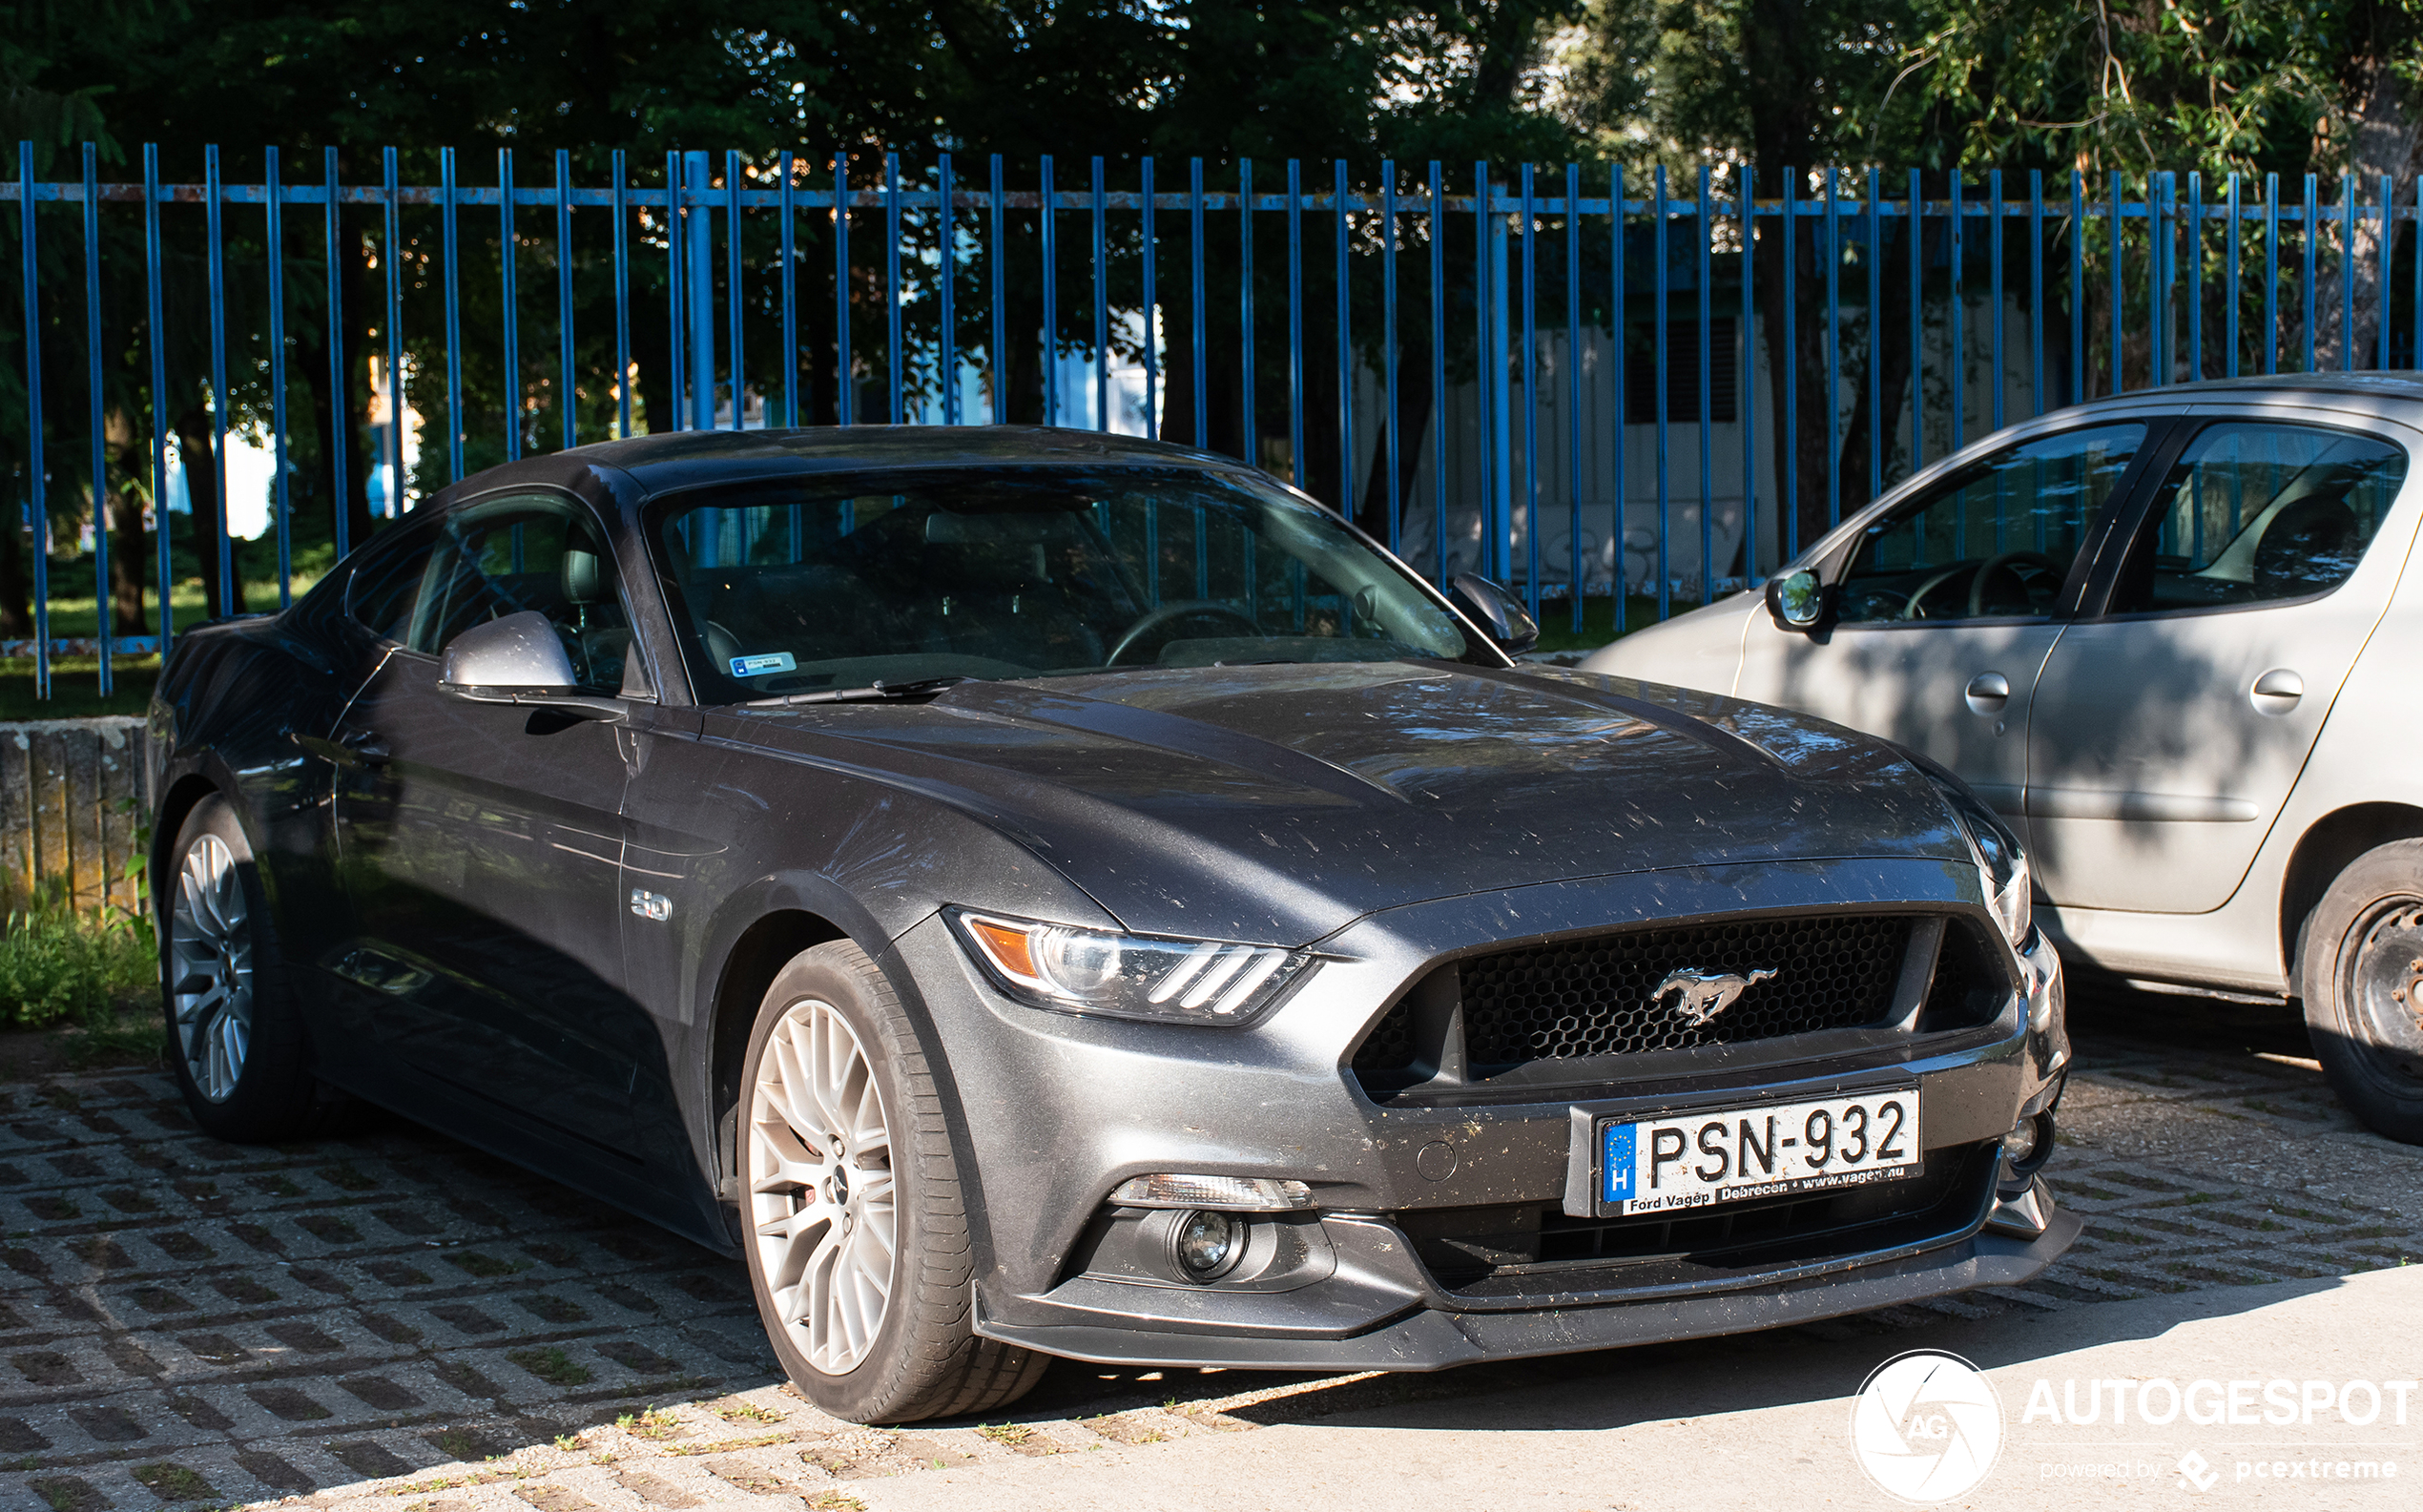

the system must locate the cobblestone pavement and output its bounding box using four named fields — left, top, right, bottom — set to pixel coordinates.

left=2, top=983, right=2418, bottom=1512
